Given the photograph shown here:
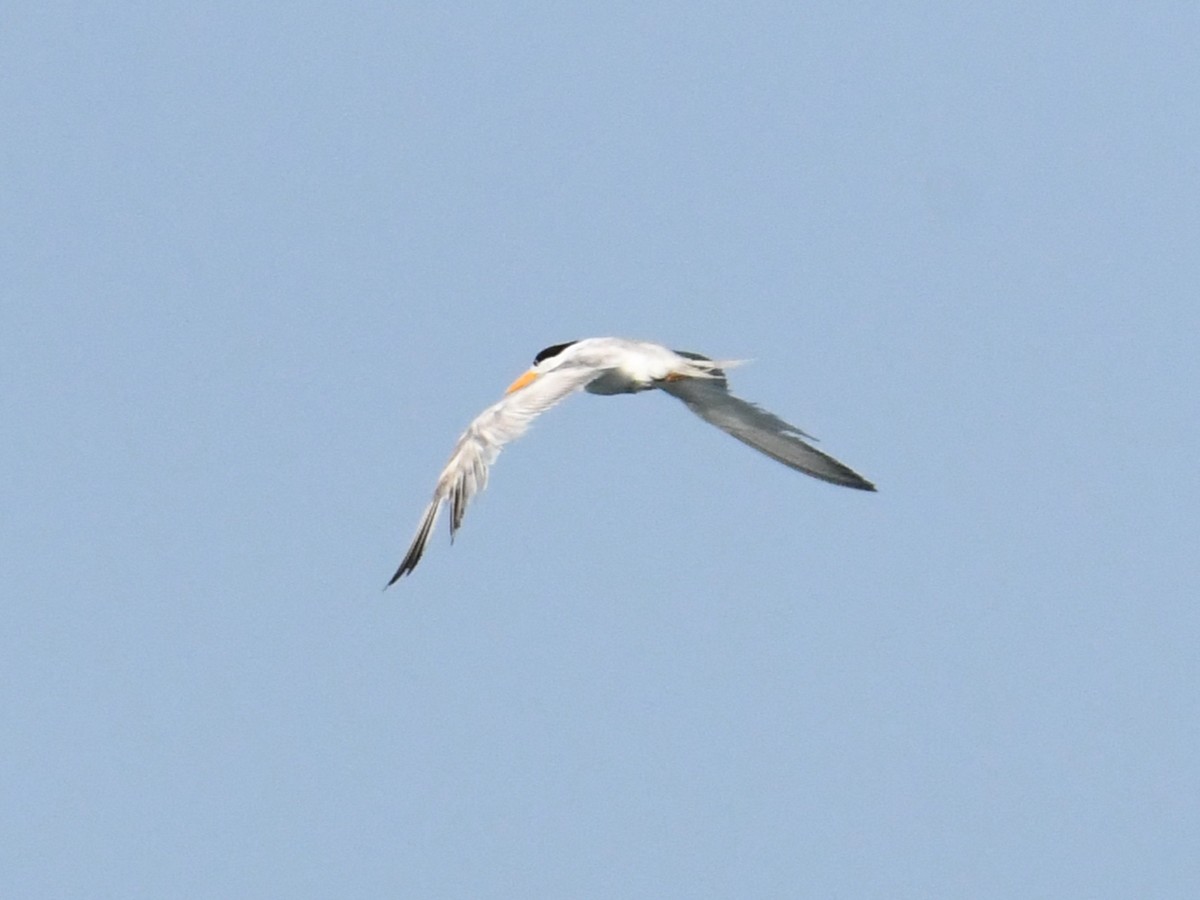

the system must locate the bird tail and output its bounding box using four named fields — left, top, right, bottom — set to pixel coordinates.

left=674, top=350, right=749, bottom=380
